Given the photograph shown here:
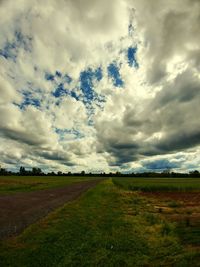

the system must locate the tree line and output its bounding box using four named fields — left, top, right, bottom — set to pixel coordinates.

left=0, top=166, right=200, bottom=178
